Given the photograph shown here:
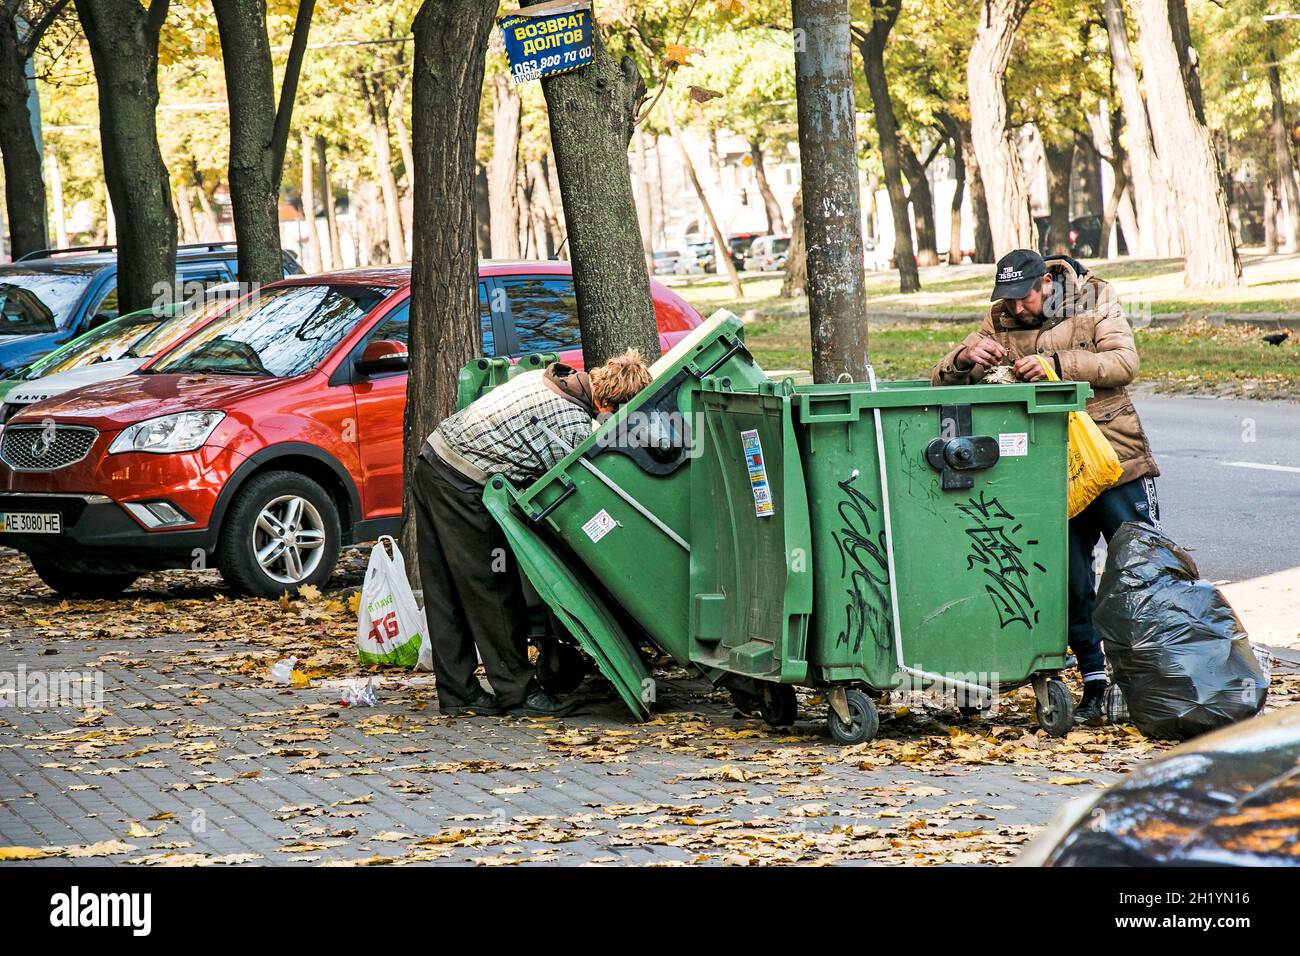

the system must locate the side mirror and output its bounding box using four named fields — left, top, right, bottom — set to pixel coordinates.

left=86, top=312, right=113, bottom=331
left=355, top=339, right=408, bottom=376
